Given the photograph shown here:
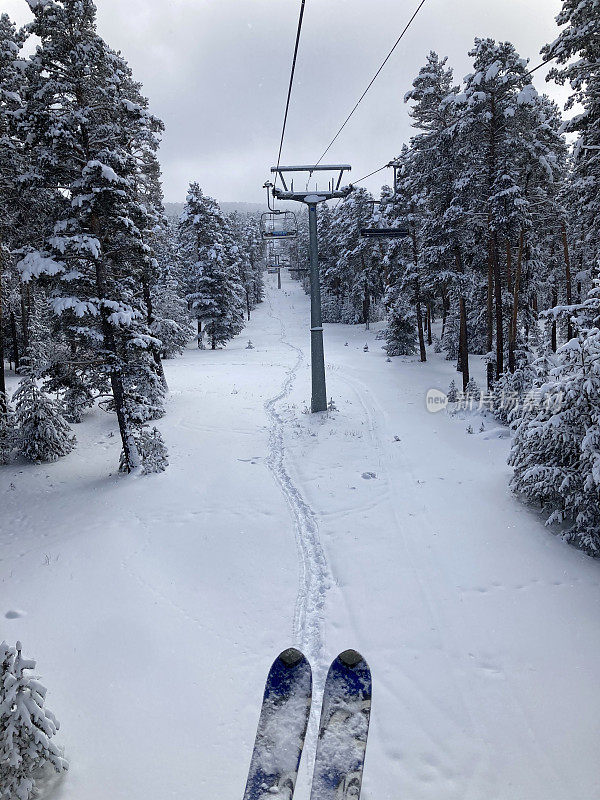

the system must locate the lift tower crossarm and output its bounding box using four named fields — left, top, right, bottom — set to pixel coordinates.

left=272, top=164, right=352, bottom=171
left=271, top=164, right=352, bottom=198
